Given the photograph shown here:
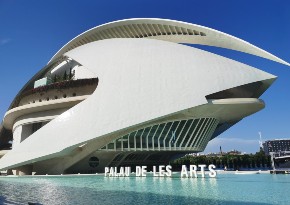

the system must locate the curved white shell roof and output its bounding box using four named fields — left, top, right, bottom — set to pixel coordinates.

left=49, top=18, right=289, bottom=66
